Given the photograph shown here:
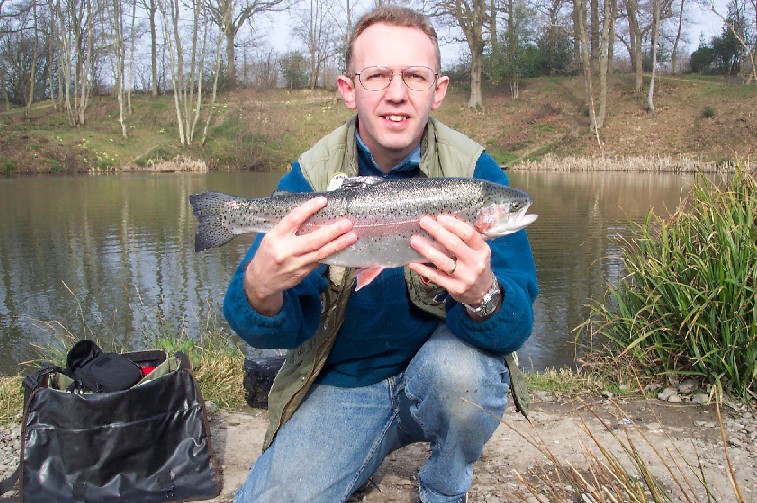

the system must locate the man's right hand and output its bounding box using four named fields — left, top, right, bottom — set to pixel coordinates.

left=242, top=196, right=357, bottom=316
